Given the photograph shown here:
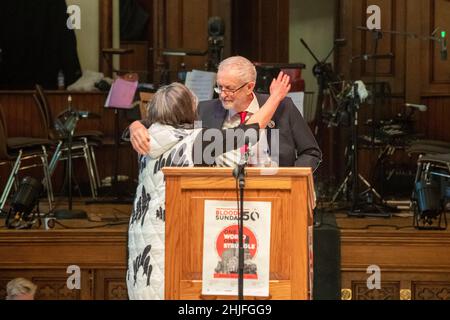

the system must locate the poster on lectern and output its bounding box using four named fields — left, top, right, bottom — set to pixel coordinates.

left=202, top=200, right=271, bottom=297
